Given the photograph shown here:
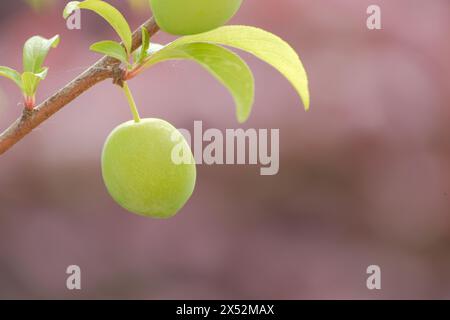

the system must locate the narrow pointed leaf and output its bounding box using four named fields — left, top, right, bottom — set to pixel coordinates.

left=143, top=43, right=255, bottom=123
left=139, top=27, right=150, bottom=63
left=90, top=40, right=128, bottom=63
left=23, top=35, right=60, bottom=74
left=169, top=25, right=310, bottom=110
